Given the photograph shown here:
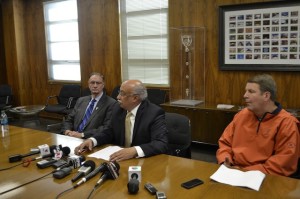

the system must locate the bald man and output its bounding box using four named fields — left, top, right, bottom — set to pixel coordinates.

left=62, top=72, right=116, bottom=139
left=75, top=80, right=168, bottom=161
